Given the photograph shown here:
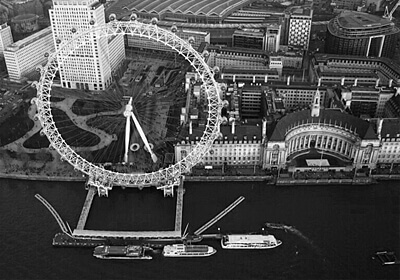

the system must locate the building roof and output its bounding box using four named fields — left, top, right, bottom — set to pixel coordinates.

left=381, top=118, right=400, bottom=138
left=286, top=6, right=313, bottom=17
left=118, top=0, right=257, bottom=19
left=327, top=11, right=399, bottom=38
left=313, top=53, right=400, bottom=79
left=268, top=109, right=377, bottom=141
left=5, top=26, right=52, bottom=52
left=208, top=45, right=269, bottom=56
left=222, top=66, right=277, bottom=75
left=335, top=11, right=391, bottom=29
left=181, top=121, right=262, bottom=142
